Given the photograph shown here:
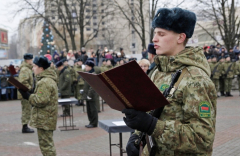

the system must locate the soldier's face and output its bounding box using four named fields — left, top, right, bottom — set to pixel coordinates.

left=77, top=61, right=83, bottom=66
left=152, top=28, right=186, bottom=56
left=85, top=65, right=92, bottom=72
left=32, top=64, right=44, bottom=75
